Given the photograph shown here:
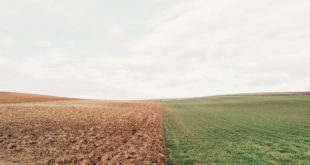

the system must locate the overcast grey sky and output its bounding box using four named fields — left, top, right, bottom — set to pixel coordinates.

left=1, top=0, right=310, bottom=99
